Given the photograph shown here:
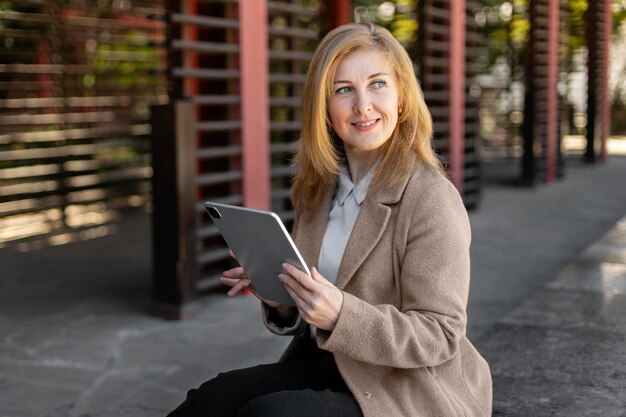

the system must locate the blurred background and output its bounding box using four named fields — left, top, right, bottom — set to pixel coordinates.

left=1, top=0, right=625, bottom=305
left=1, top=1, right=625, bottom=416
